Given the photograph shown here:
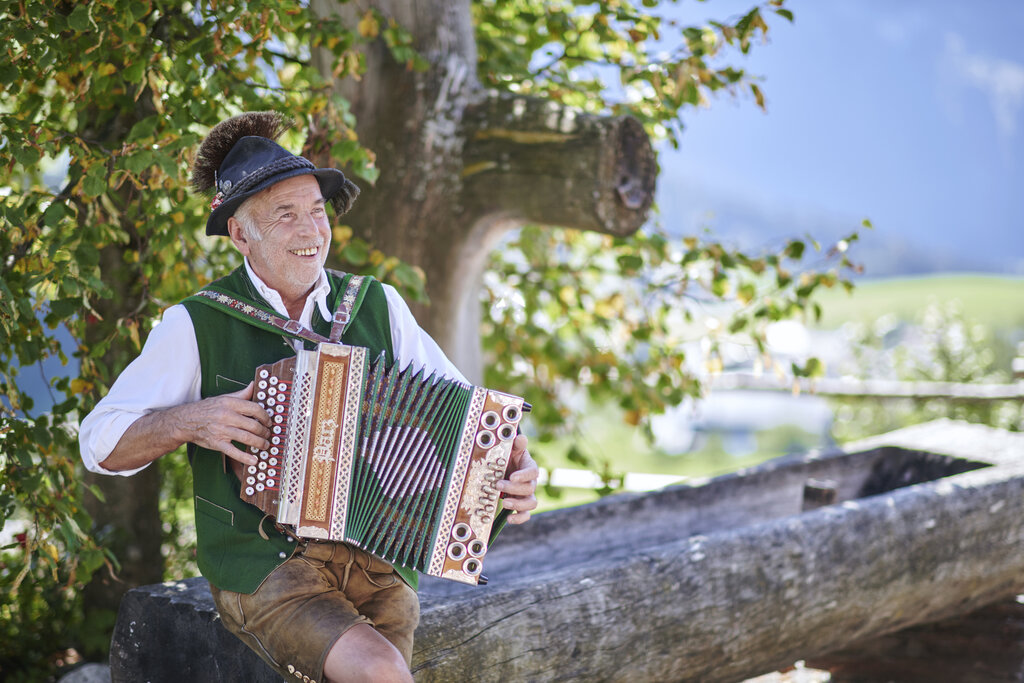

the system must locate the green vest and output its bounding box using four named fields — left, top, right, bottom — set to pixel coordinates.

left=180, top=266, right=421, bottom=593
